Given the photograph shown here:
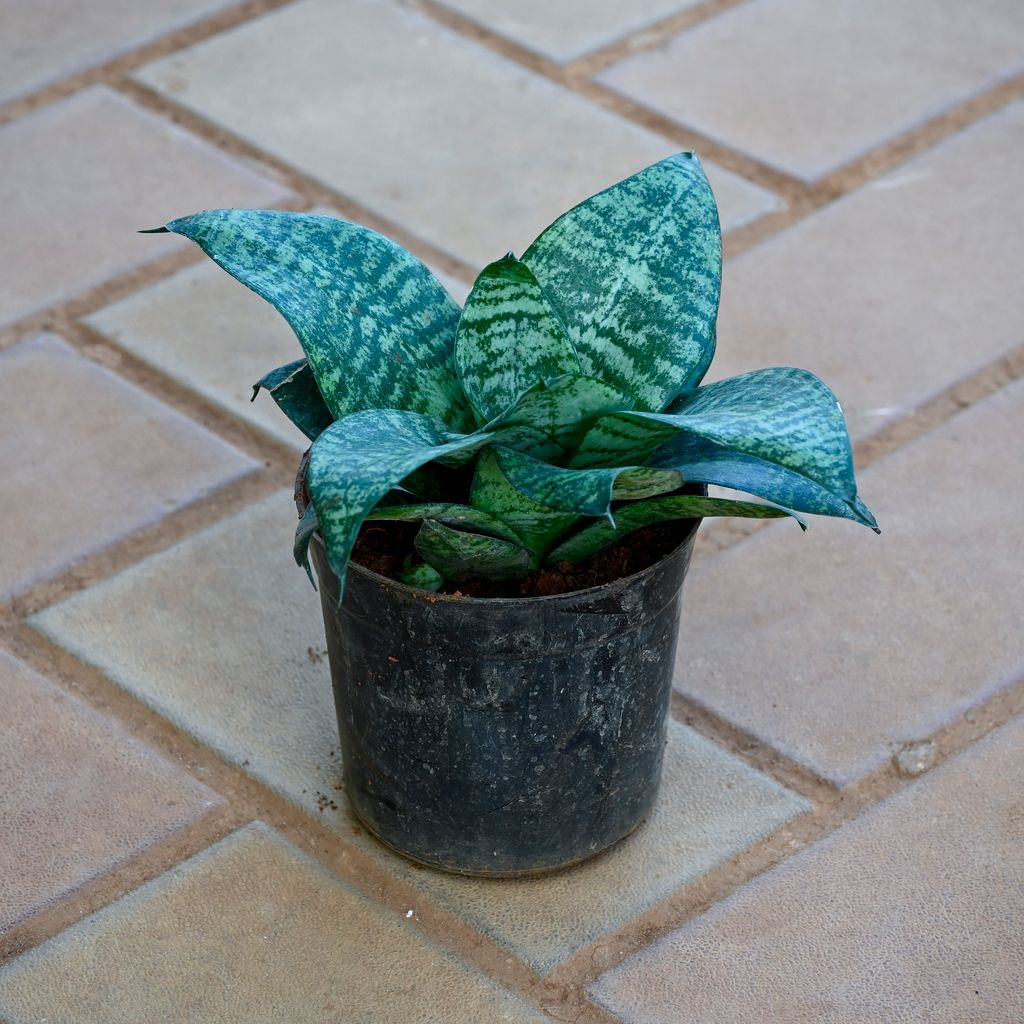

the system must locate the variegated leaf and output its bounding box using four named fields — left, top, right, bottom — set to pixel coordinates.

left=366, top=502, right=522, bottom=544
left=306, top=409, right=490, bottom=595
left=650, top=432, right=879, bottom=529
left=398, top=558, right=444, bottom=591
left=293, top=501, right=319, bottom=588
left=486, top=373, right=635, bottom=461
left=415, top=520, right=530, bottom=582
left=523, top=152, right=721, bottom=411
left=640, top=368, right=858, bottom=500
left=252, top=358, right=334, bottom=441
left=494, top=448, right=679, bottom=519
left=546, top=495, right=805, bottom=565
left=471, top=448, right=577, bottom=567
left=158, top=210, right=474, bottom=430
left=455, top=255, right=579, bottom=423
